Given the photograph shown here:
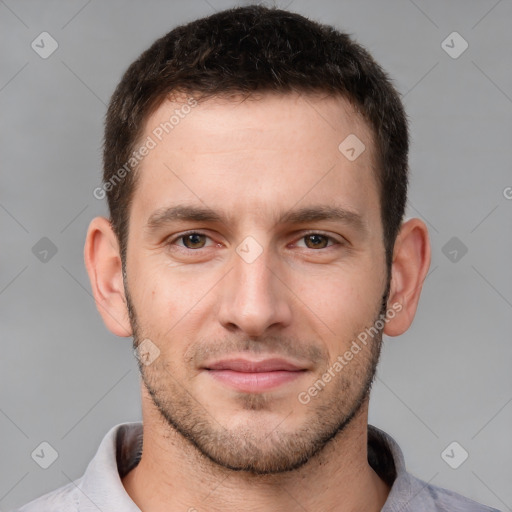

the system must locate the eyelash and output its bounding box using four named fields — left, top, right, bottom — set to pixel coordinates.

left=167, top=230, right=343, bottom=251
